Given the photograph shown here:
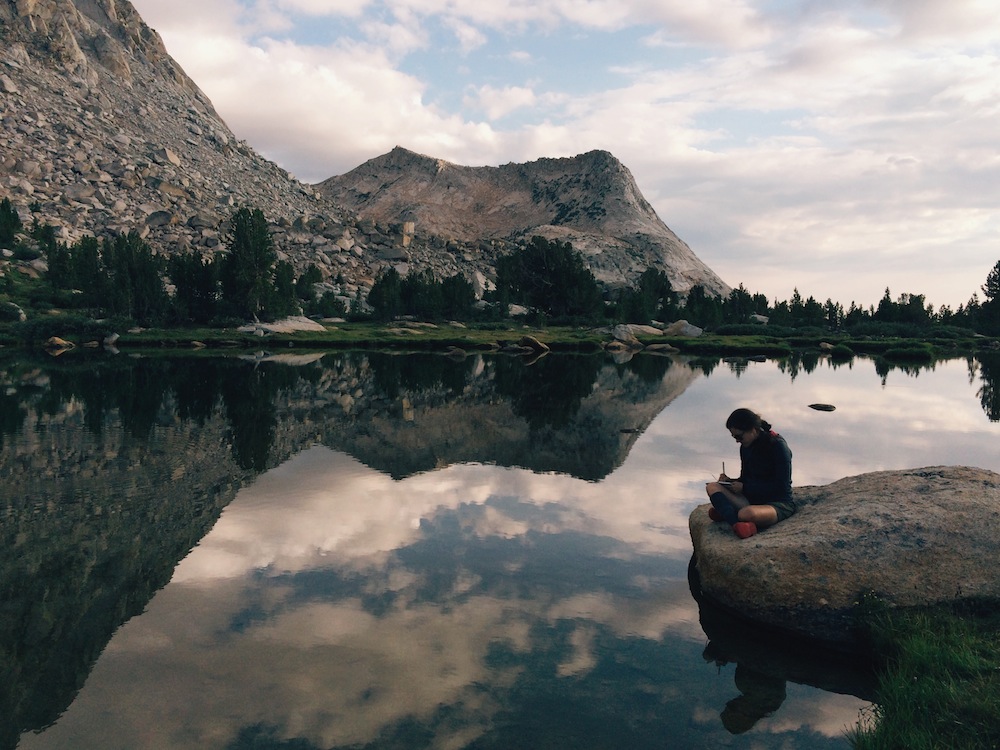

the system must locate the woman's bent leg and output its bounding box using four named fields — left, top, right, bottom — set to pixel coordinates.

left=737, top=504, right=779, bottom=528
